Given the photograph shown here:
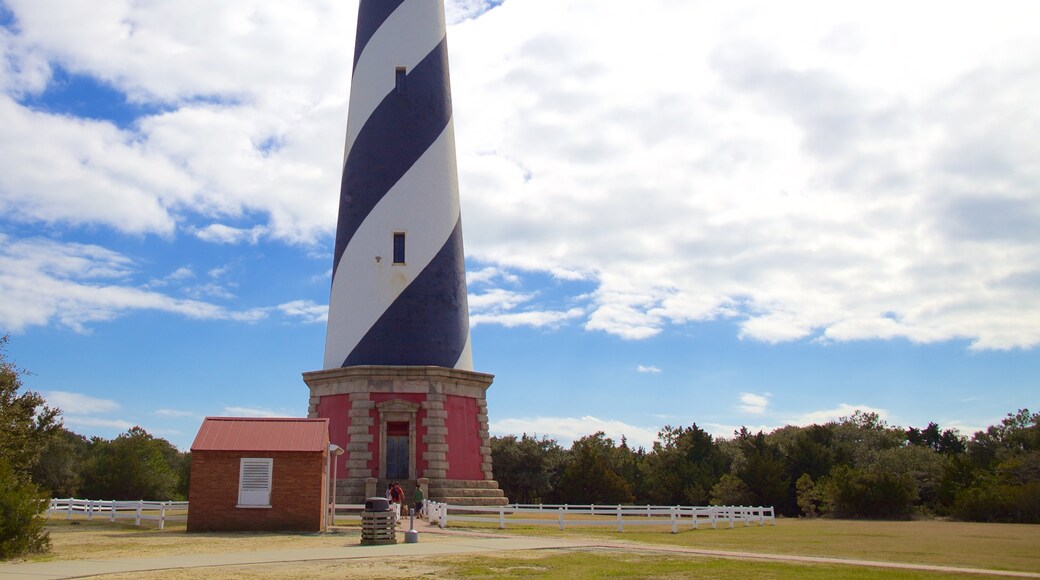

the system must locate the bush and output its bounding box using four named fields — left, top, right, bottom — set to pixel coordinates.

left=823, top=465, right=917, bottom=519
left=709, top=474, right=756, bottom=506
left=954, top=481, right=1040, bottom=524
left=0, top=458, right=50, bottom=560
